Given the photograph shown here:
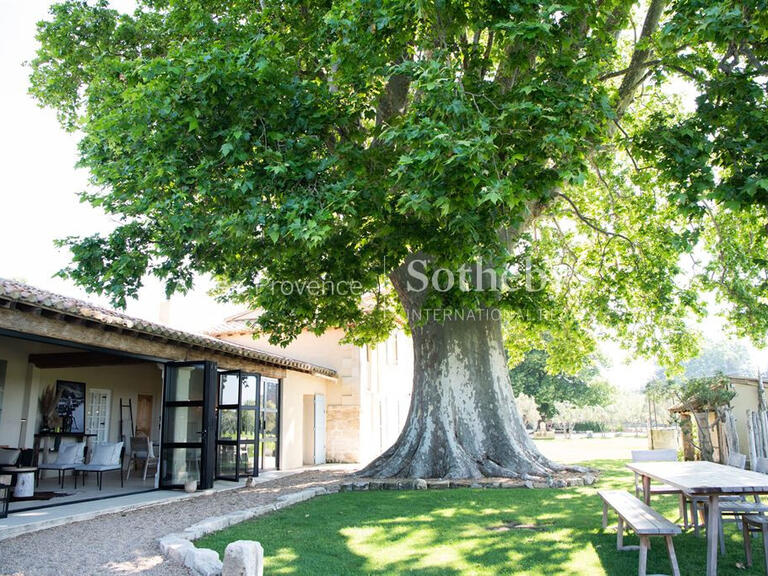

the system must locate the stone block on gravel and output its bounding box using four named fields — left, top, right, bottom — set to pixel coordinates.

left=159, top=534, right=196, bottom=564
left=184, top=547, right=223, bottom=576
left=222, top=540, right=264, bottom=576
